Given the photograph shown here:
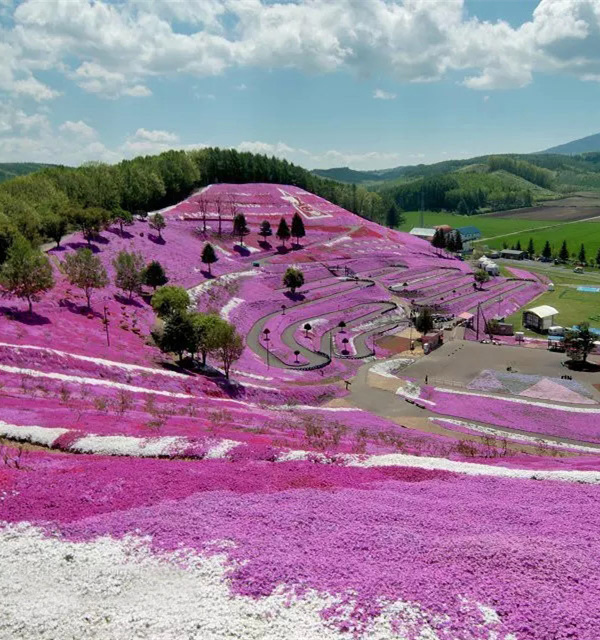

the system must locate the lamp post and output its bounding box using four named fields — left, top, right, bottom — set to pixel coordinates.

left=262, top=327, right=271, bottom=368
left=281, top=304, right=286, bottom=315
left=103, top=305, right=110, bottom=347
left=294, top=350, right=300, bottom=364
